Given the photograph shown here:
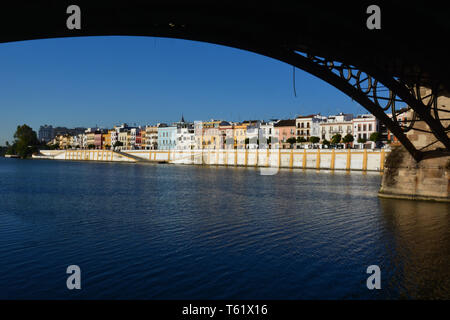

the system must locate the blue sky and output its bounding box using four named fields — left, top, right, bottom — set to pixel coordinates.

left=0, top=36, right=365, bottom=145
